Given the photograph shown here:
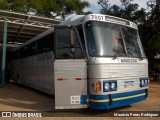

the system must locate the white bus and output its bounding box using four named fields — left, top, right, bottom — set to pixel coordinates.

left=11, top=14, right=148, bottom=110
